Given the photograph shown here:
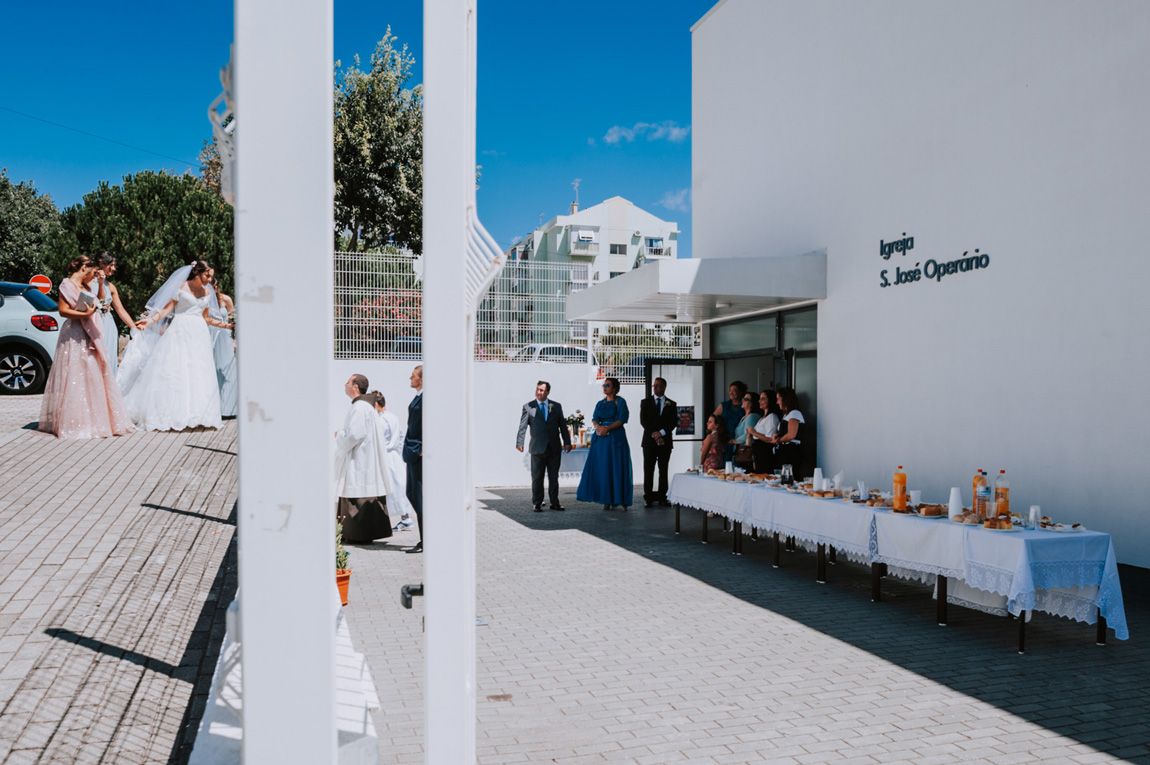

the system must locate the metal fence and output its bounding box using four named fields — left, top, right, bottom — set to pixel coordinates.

left=334, top=250, right=693, bottom=383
